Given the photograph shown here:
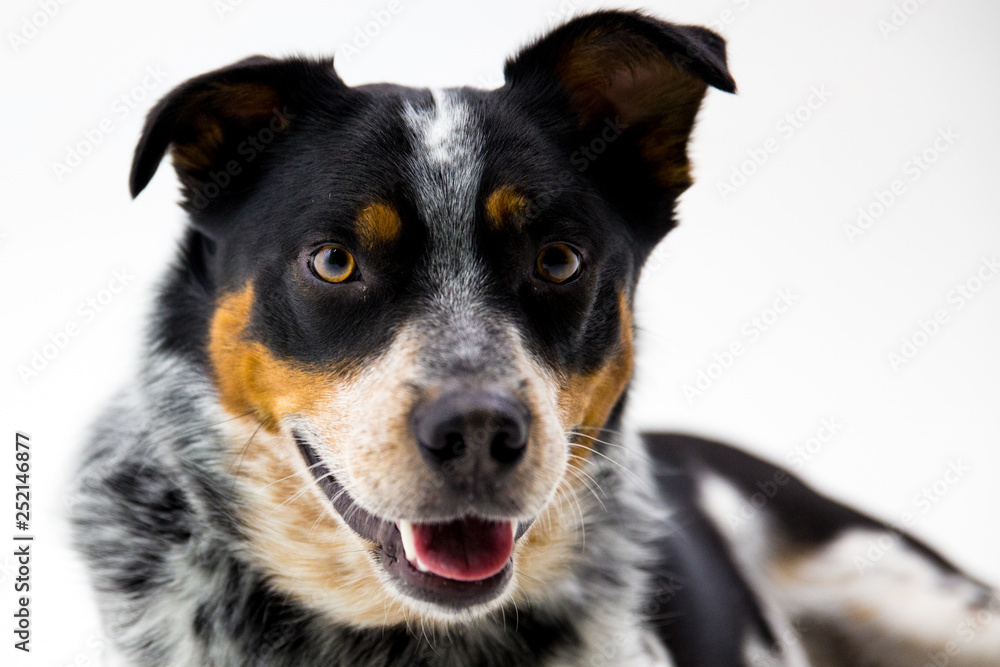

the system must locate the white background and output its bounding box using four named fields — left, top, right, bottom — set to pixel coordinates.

left=2, top=0, right=998, bottom=664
